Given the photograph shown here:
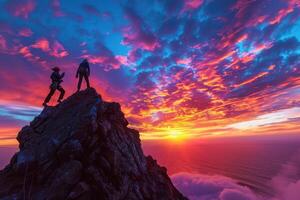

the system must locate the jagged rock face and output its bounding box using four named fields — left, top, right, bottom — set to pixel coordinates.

left=0, top=88, right=187, bottom=200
